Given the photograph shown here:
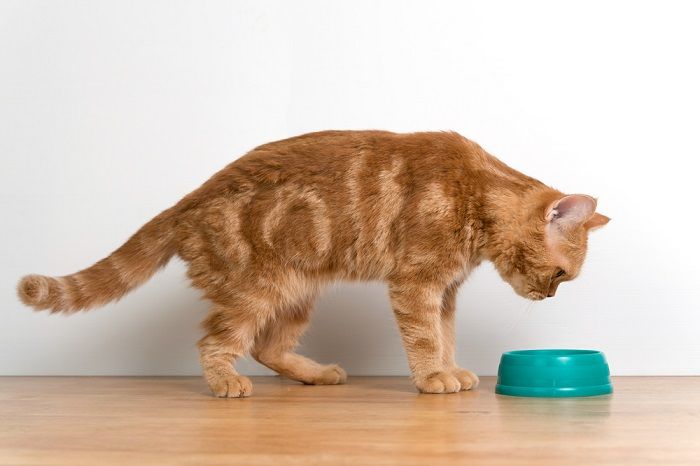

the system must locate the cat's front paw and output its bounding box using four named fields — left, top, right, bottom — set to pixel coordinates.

left=450, top=367, right=479, bottom=391
left=207, top=374, right=253, bottom=398
left=415, top=371, right=462, bottom=394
